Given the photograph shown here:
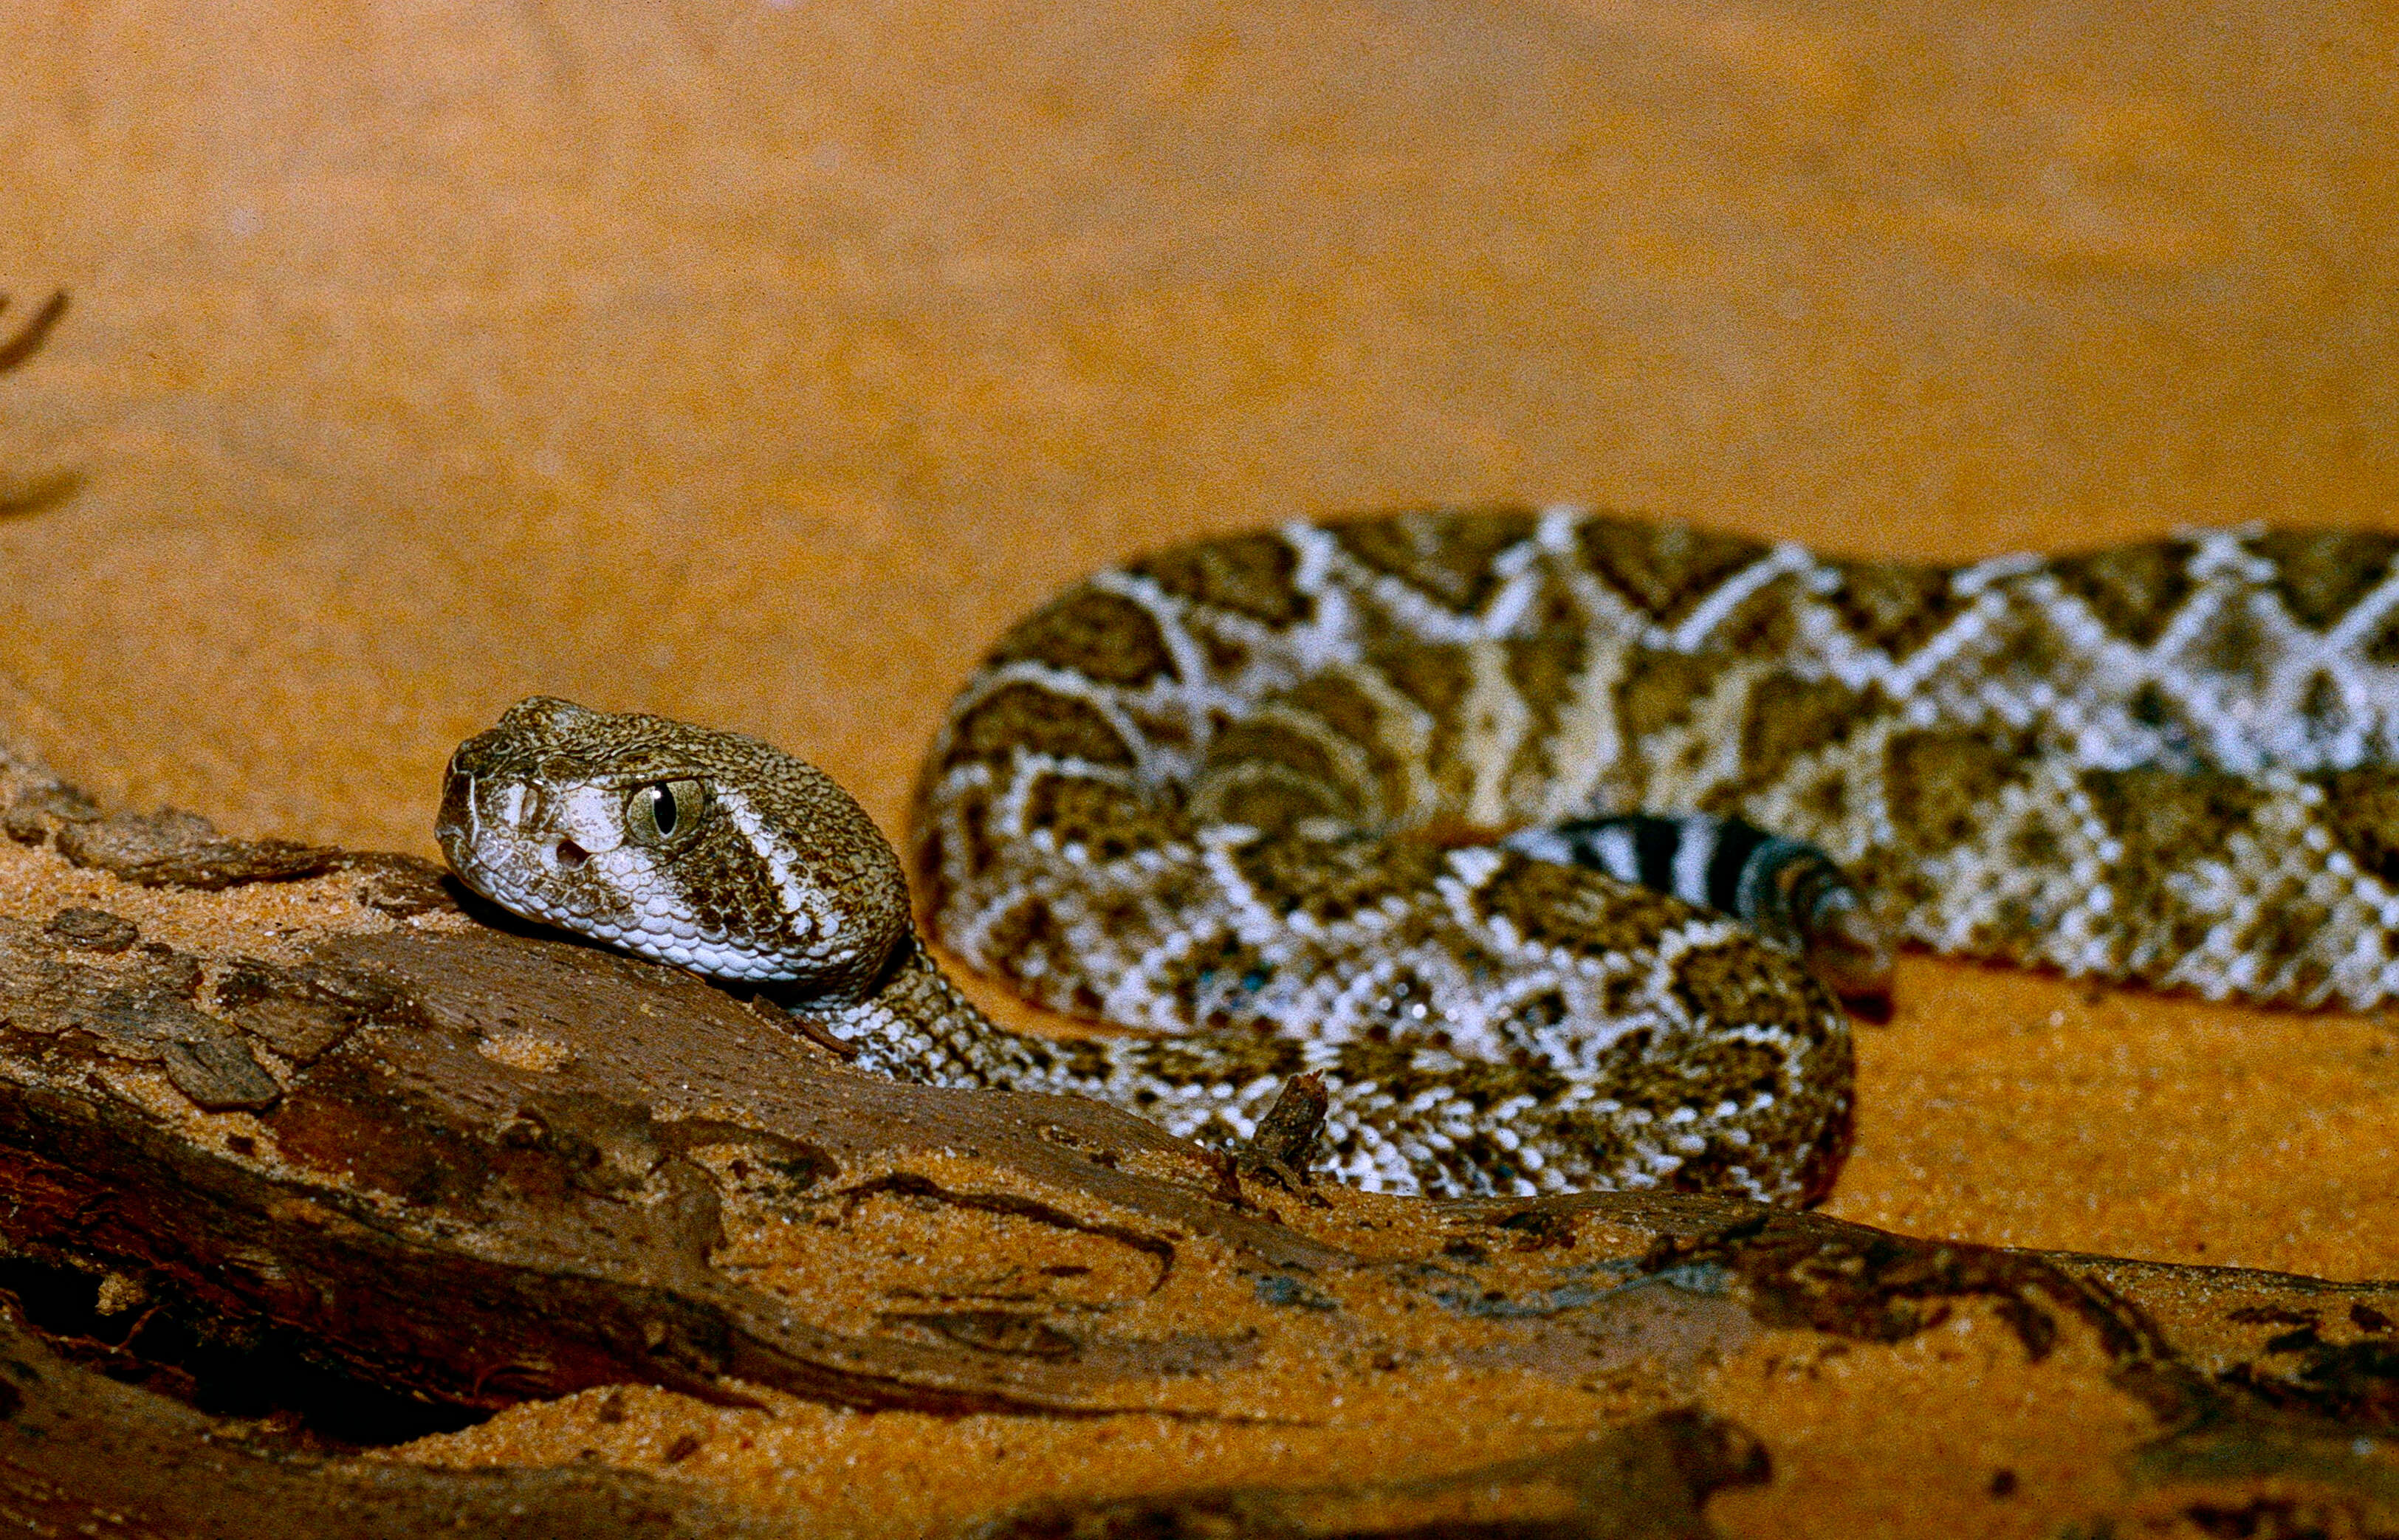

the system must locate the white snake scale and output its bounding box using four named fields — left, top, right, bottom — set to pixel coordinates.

left=440, top=507, right=2399, bottom=1203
